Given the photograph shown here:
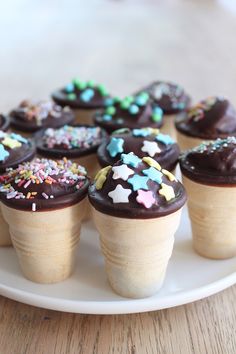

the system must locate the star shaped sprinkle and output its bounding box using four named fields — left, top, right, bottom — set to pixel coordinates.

left=162, top=169, right=177, bottom=182
left=156, top=133, right=174, bottom=145
left=2, top=137, right=21, bottom=149
left=95, top=166, right=112, bottom=190
left=0, top=144, right=9, bottom=162
left=136, top=190, right=156, bottom=208
left=108, top=184, right=131, bottom=203
left=142, top=157, right=161, bottom=171
left=106, top=137, right=124, bottom=157
left=142, top=167, right=163, bottom=184
left=112, top=164, right=134, bottom=181
left=10, top=133, right=27, bottom=144
left=159, top=183, right=175, bottom=201
left=128, top=174, right=149, bottom=191
left=121, top=153, right=142, bottom=167
left=132, top=128, right=150, bottom=137
left=141, top=140, right=161, bottom=157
